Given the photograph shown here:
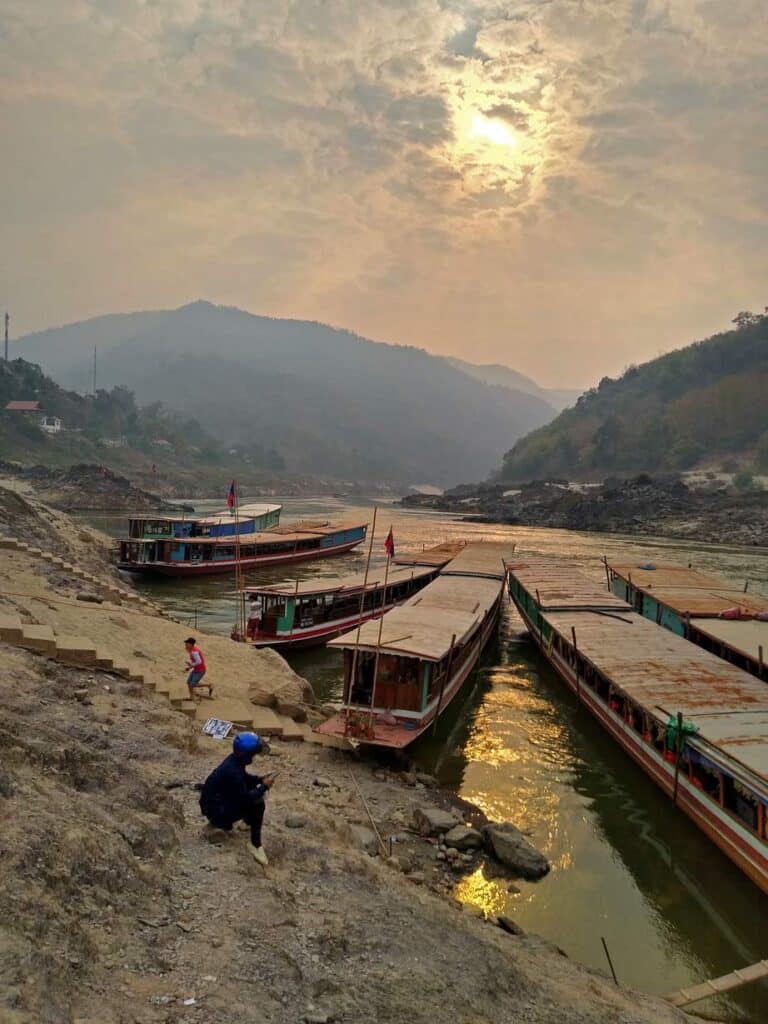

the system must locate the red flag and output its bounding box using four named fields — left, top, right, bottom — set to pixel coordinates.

left=384, top=527, right=395, bottom=559
left=98, top=464, right=106, bottom=478
left=227, top=480, right=236, bottom=510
